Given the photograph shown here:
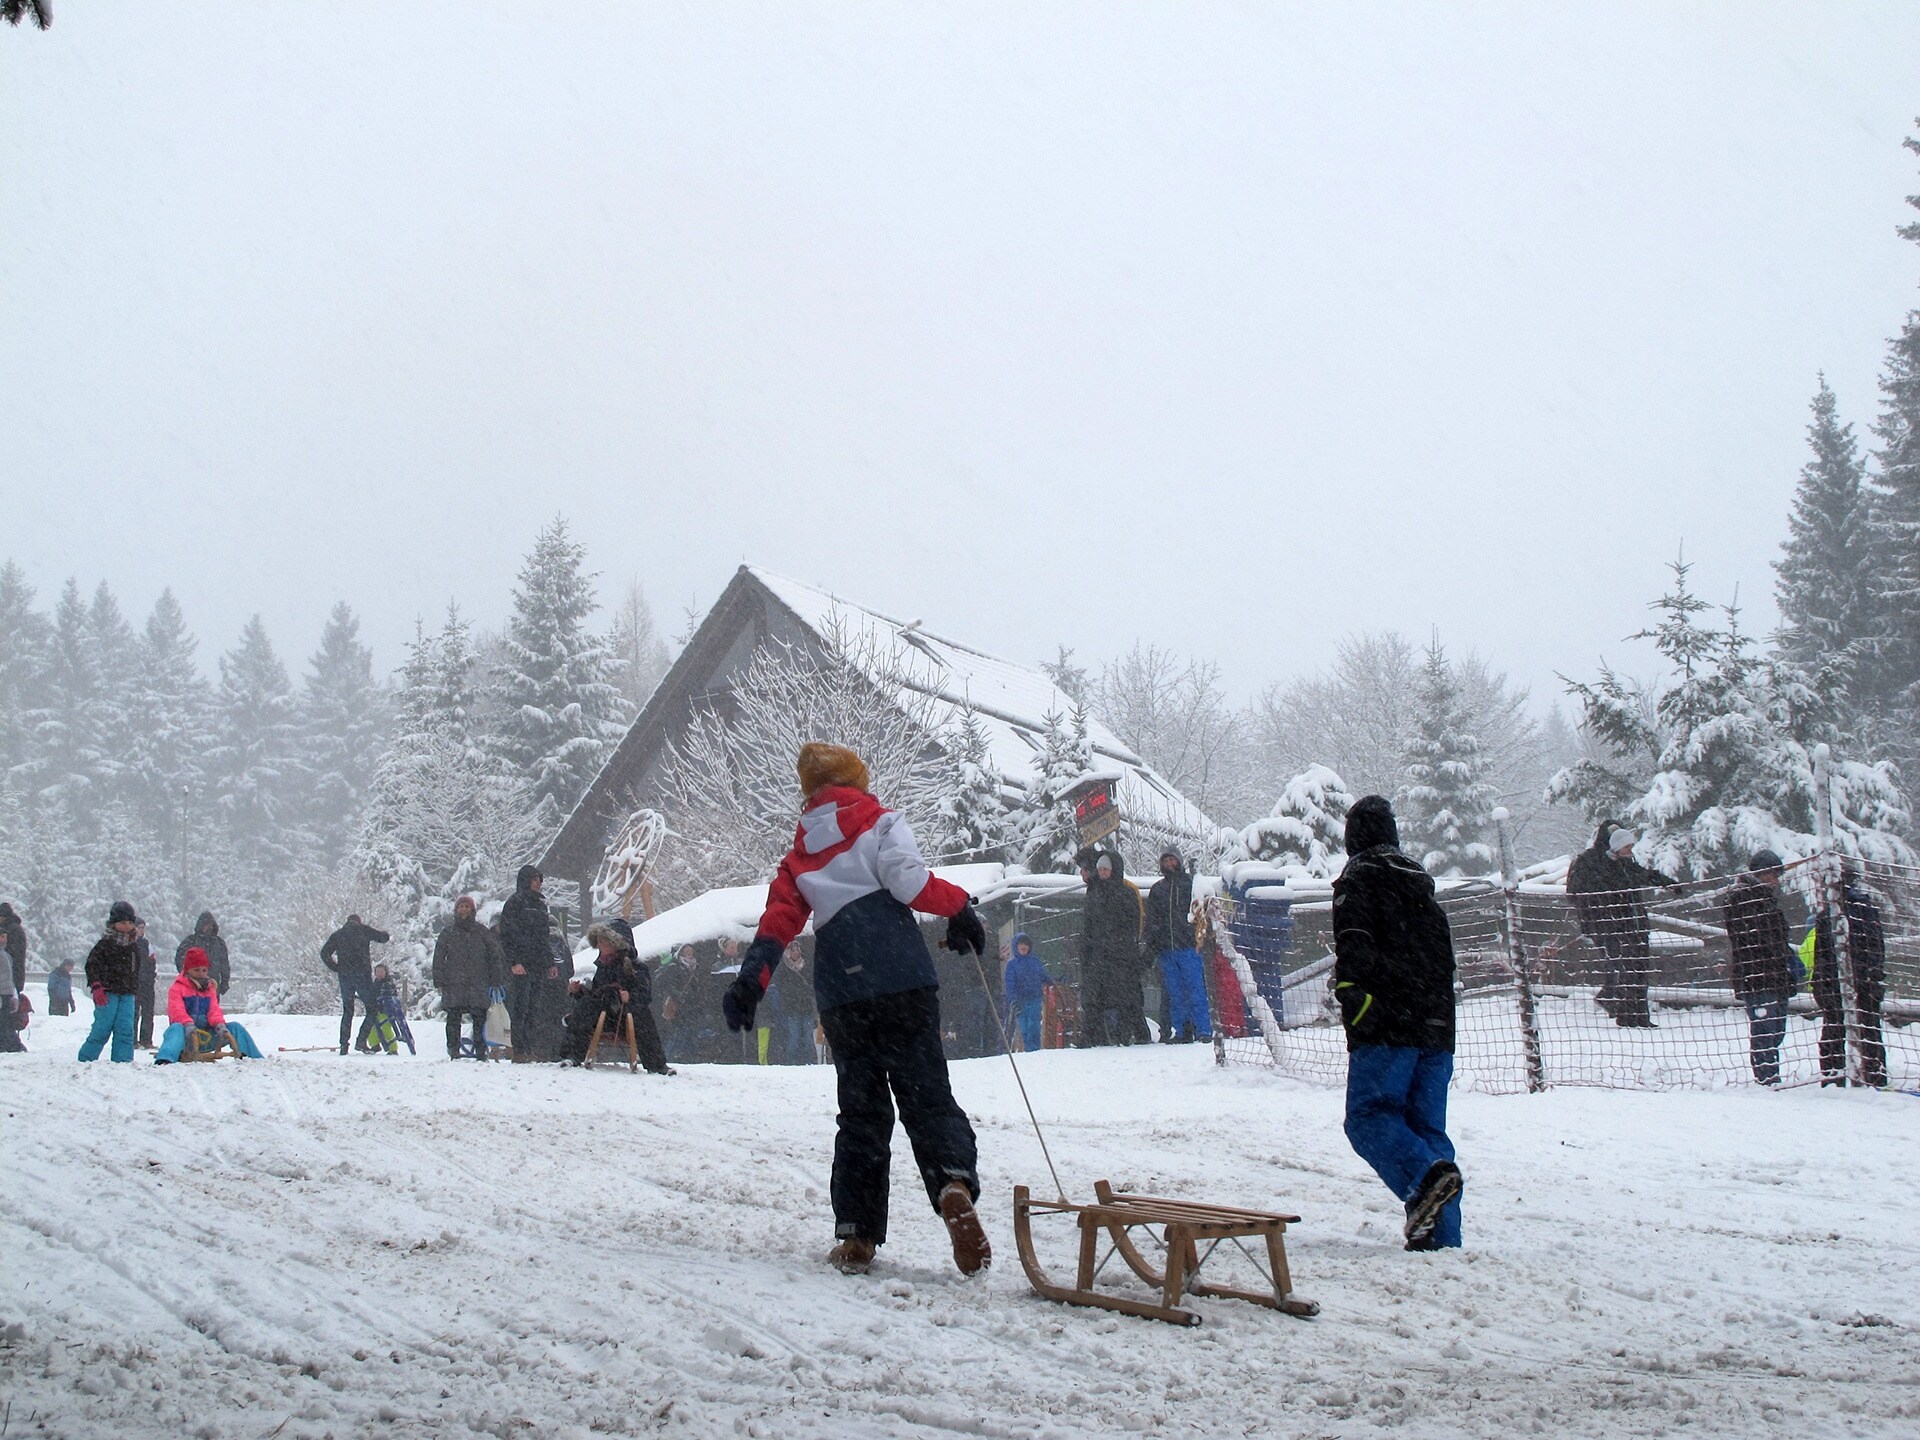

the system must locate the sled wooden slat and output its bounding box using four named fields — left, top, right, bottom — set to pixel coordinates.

left=1013, top=1180, right=1319, bottom=1328
left=182, top=1029, right=240, bottom=1063
left=584, top=1011, right=639, bottom=1073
